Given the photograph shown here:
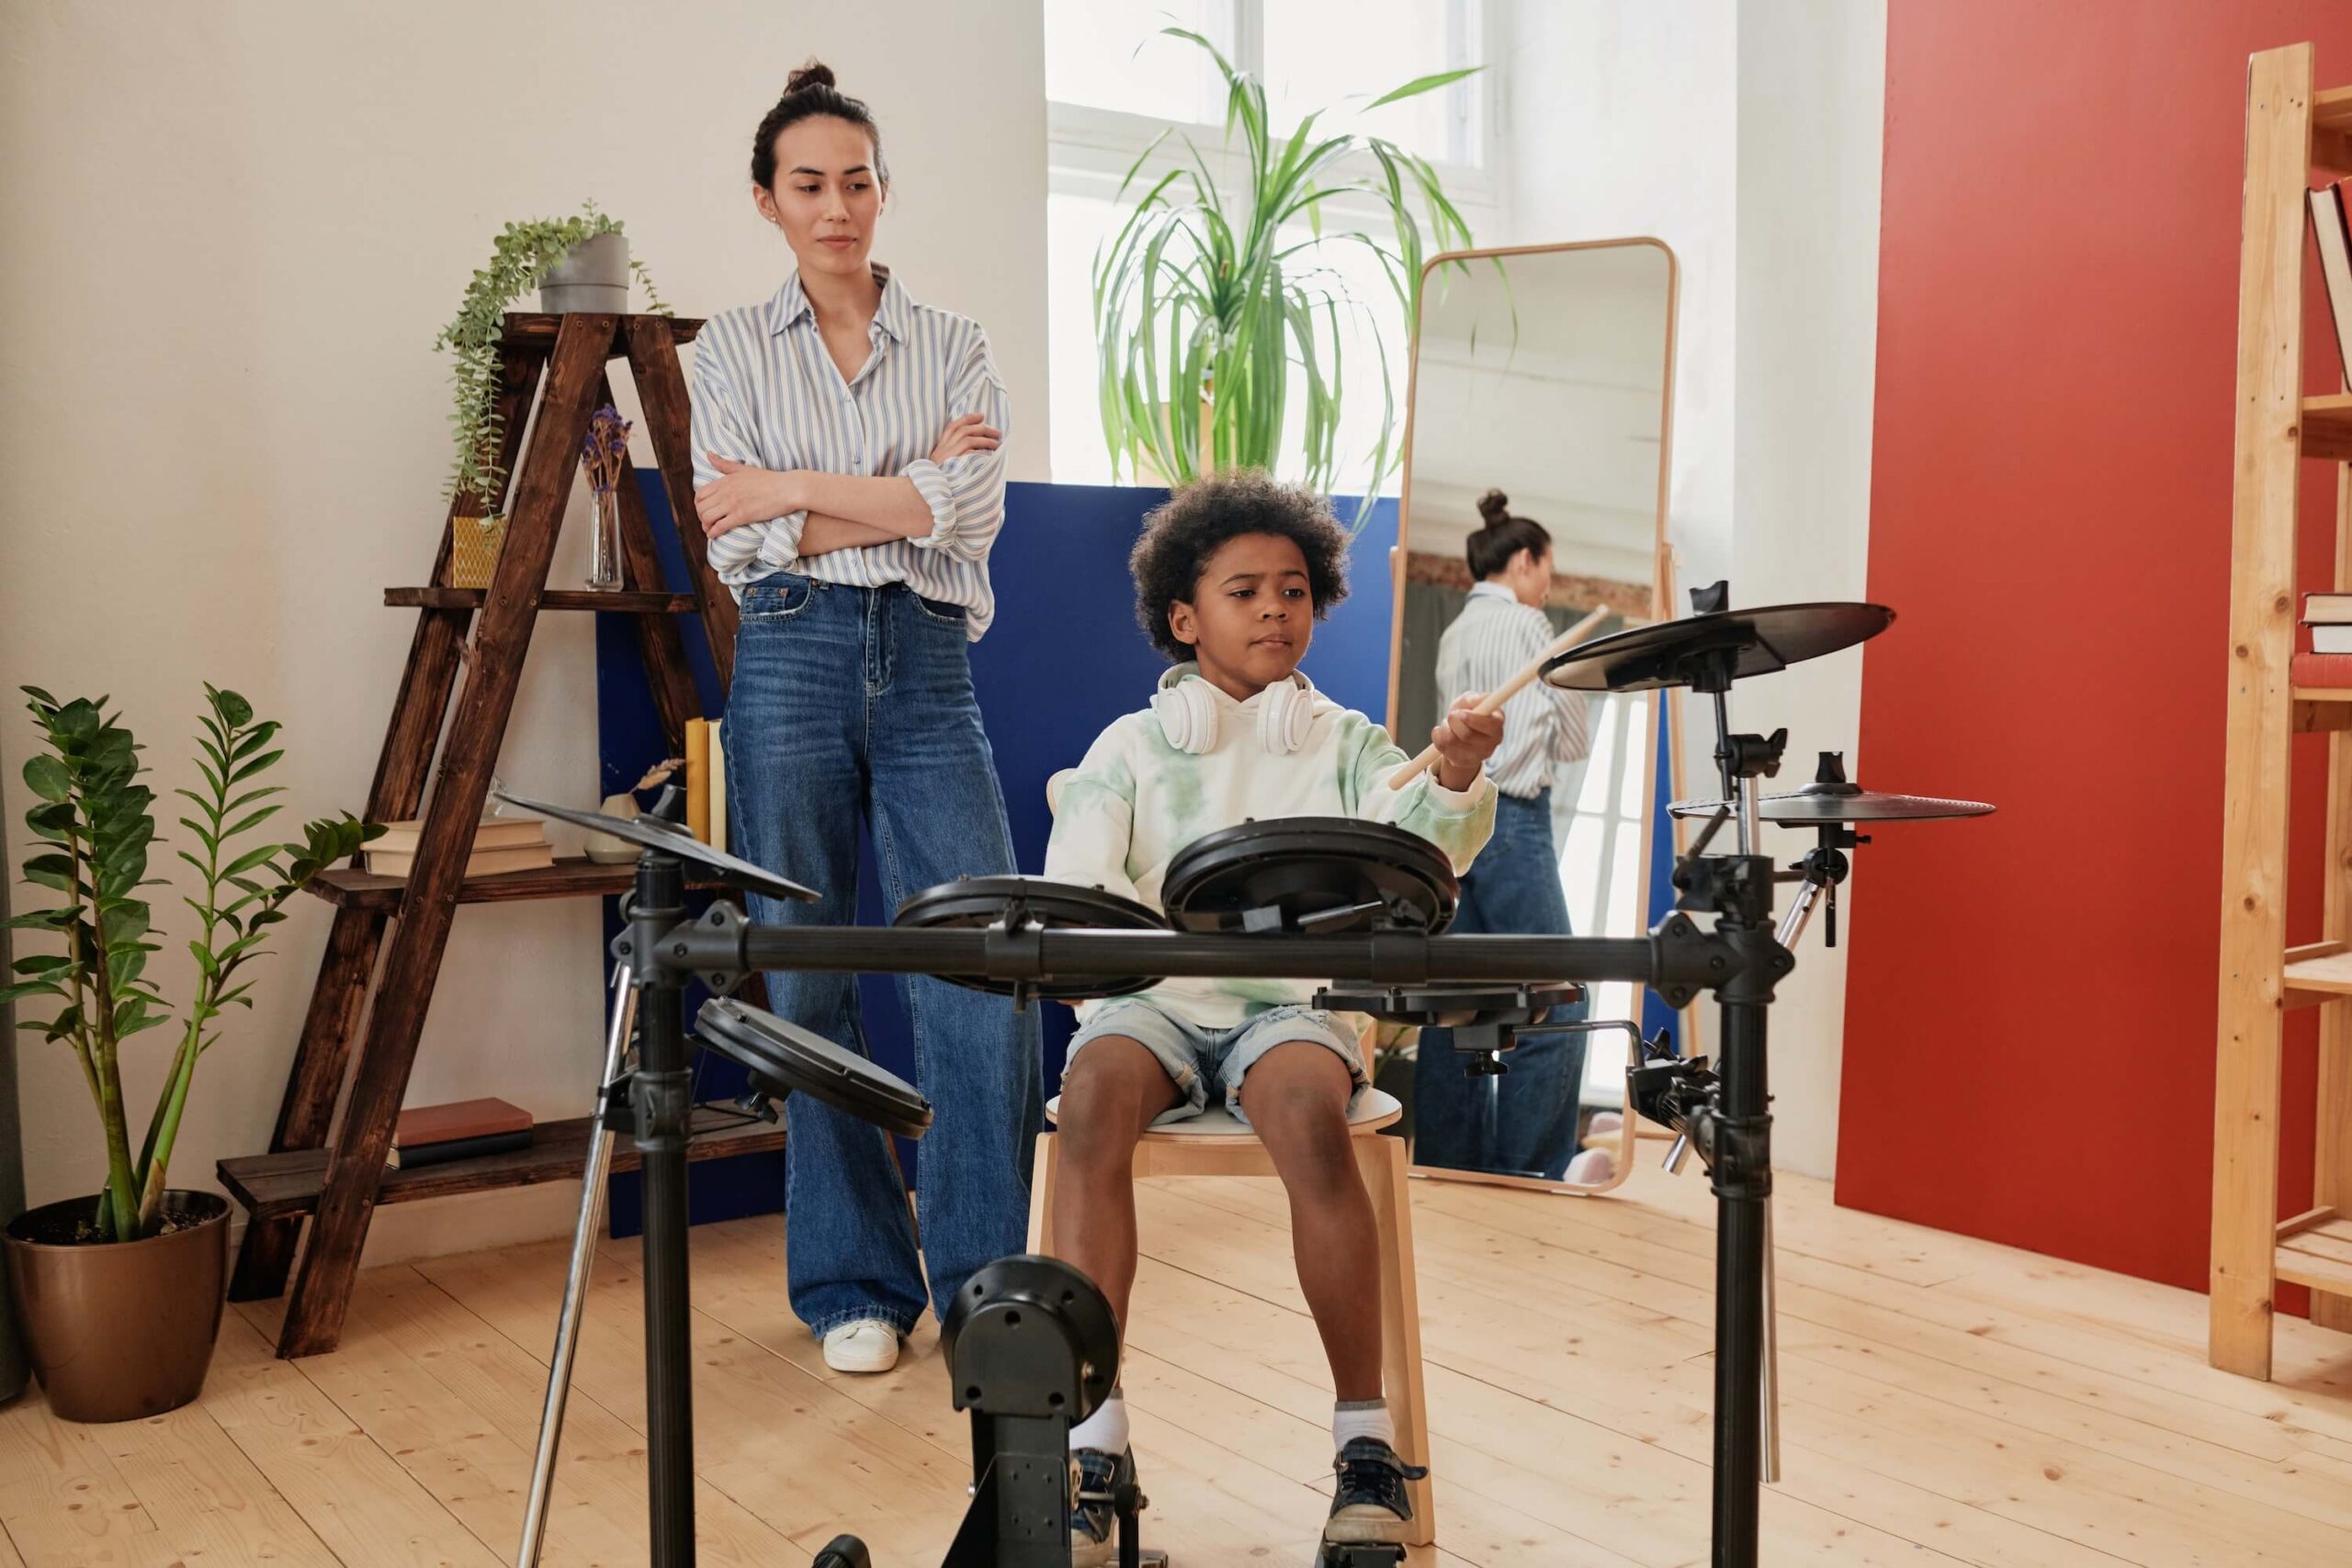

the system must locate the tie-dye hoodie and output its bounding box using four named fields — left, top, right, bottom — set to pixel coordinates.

left=1043, top=665, right=1498, bottom=1028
